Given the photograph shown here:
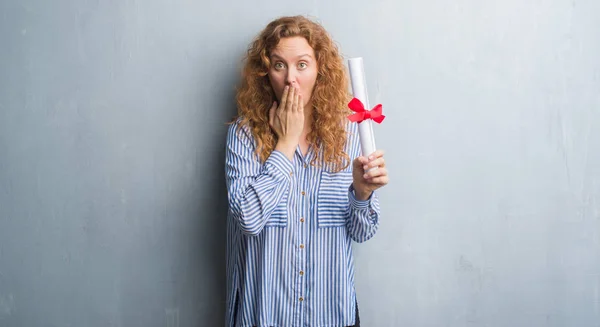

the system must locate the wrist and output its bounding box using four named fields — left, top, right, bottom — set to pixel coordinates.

left=275, top=139, right=297, bottom=160
left=353, top=185, right=372, bottom=201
